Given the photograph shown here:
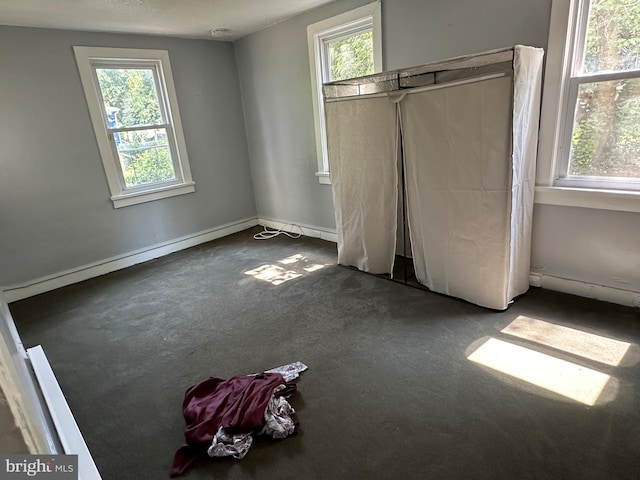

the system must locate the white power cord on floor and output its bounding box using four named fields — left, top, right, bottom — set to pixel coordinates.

left=253, top=224, right=303, bottom=240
